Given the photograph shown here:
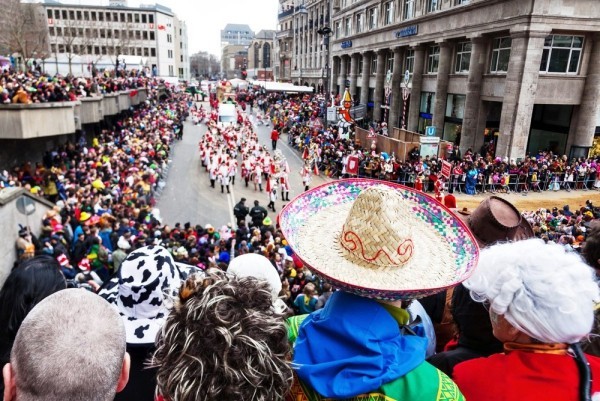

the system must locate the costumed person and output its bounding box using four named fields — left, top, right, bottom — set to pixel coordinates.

left=208, top=158, right=218, bottom=189
left=465, top=164, right=478, bottom=195
left=337, top=88, right=355, bottom=139
left=280, top=179, right=480, bottom=401
left=453, top=239, right=600, bottom=401
left=218, top=160, right=230, bottom=194
left=252, top=162, right=263, bottom=192
left=98, top=245, right=199, bottom=401
left=300, top=162, right=312, bottom=192
left=267, top=178, right=277, bottom=212
left=434, top=174, right=445, bottom=203
left=424, top=196, right=534, bottom=374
